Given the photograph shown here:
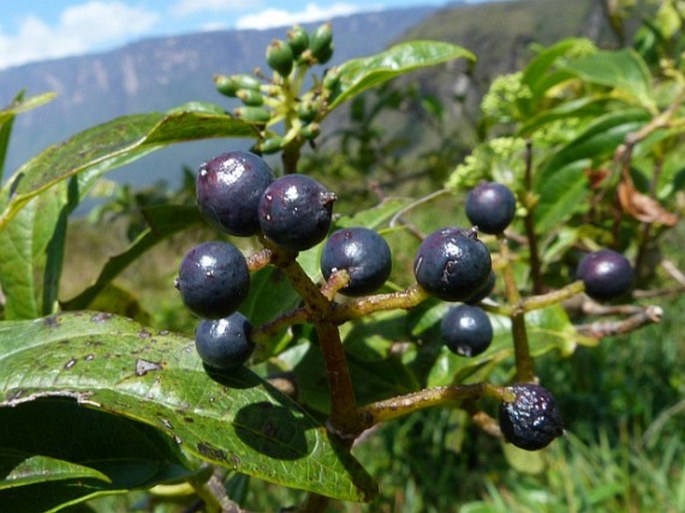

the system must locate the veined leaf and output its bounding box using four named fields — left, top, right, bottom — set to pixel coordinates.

left=0, top=312, right=377, bottom=502
left=329, top=41, right=475, bottom=109
left=0, top=105, right=256, bottom=231
left=562, top=49, right=655, bottom=109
